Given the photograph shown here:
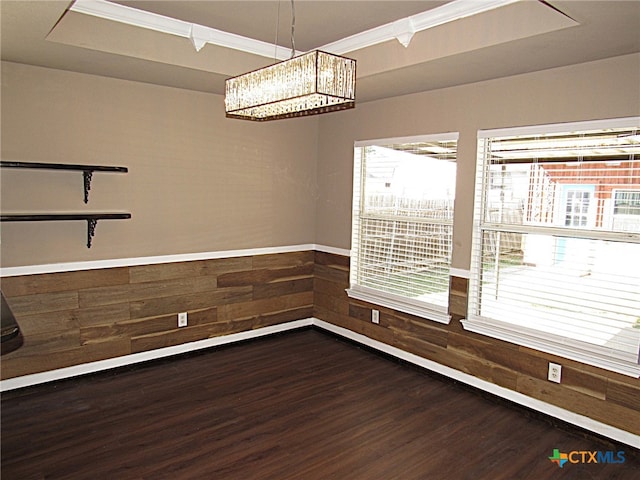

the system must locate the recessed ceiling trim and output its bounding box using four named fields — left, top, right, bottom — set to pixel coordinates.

left=319, top=0, right=521, bottom=53
left=69, top=0, right=298, bottom=60
left=70, top=0, right=189, bottom=37
left=70, top=0, right=522, bottom=59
